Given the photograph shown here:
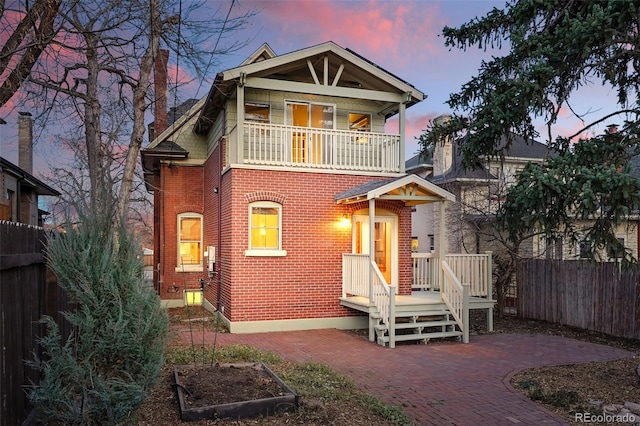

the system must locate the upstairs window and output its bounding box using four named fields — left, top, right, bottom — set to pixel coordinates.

left=245, top=103, right=270, bottom=122
left=177, top=213, right=202, bottom=270
left=349, top=112, right=371, bottom=132
left=349, top=112, right=371, bottom=143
